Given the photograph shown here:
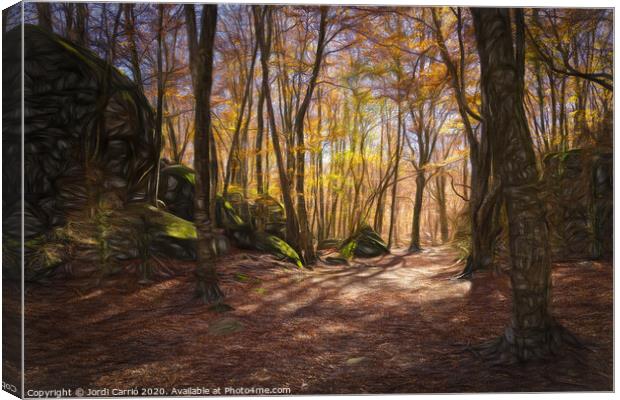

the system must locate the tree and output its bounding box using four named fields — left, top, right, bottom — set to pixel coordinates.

left=471, top=7, right=577, bottom=361
left=254, top=5, right=303, bottom=260
left=74, top=3, right=89, bottom=46
left=36, top=3, right=53, bottom=31
left=154, top=4, right=165, bottom=207
left=405, top=77, right=447, bottom=253
left=223, top=12, right=259, bottom=196
left=292, top=6, right=328, bottom=263
left=430, top=8, right=500, bottom=276
left=124, top=4, right=143, bottom=92
left=185, top=4, right=223, bottom=304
